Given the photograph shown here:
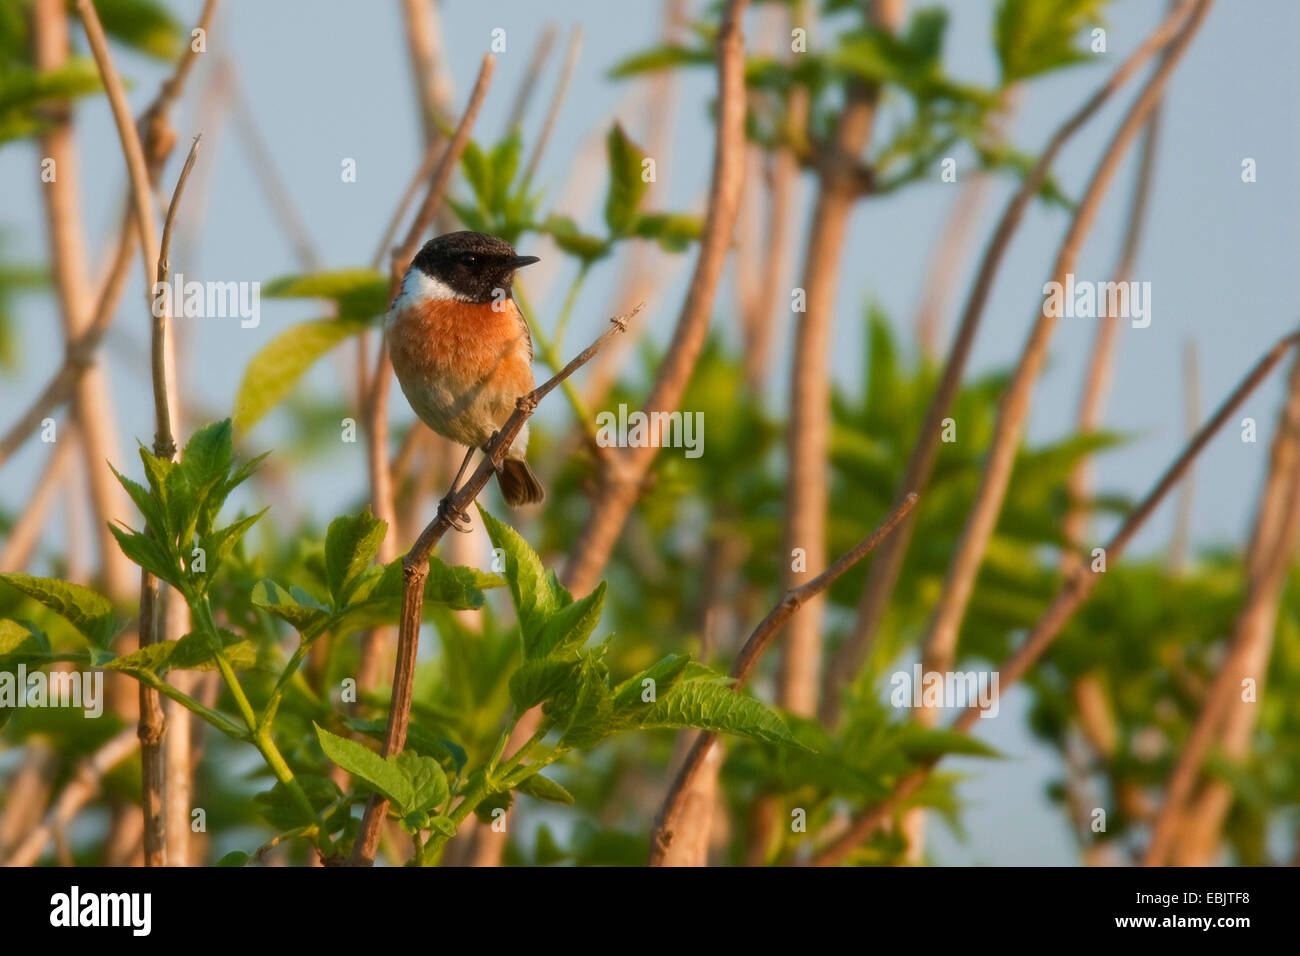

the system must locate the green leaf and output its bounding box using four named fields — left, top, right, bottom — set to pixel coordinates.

left=604, top=123, right=650, bottom=236
left=0, top=574, right=115, bottom=647
left=0, top=619, right=52, bottom=665
left=108, top=524, right=183, bottom=591
left=234, top=317, right=368, bottom=430
left=509, top=657, right=580, bottom=712
left=324, top=508, right=388, bottom=606
left=423, top=558, right=503, bottom=610
left=633, top=678, right=807, bottom=749
left=514, top=772, right=574, bottom=806
left=314, top=724, right=412, bottom=808
left=607, top=43, right=713, bottom=78
left=254, top=775, right=343, bottom=830
left=0, top=60, right=102, bottom=144
left=612, top=652, right=691, bottom=711
left=995, top=0, right=1107, bottom=84
left=88, top=0, right=182, bottom=60
left=477, top=507, right=560, bottom=650
left=214, top=851, right=249, bottom=867
left=251, top=580, right=330, bottom=638
left=428, top=815, right=457, bottom=837
left=532, top=581, right=606, bottom=660
left=393, top=750, right=449, bottom=814
left=541, top=214, right=610, bottom=263
left=558, top=656, right=614, bottom=750
left=105, top=628, right=255, bottom=675
left=632, top=213, right=703, bottom=252
left=201, top=509, right=267, bottom=577
left=896, top=726, right=1002, bottom=760
left=261, top=268, right=388, bottom=320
